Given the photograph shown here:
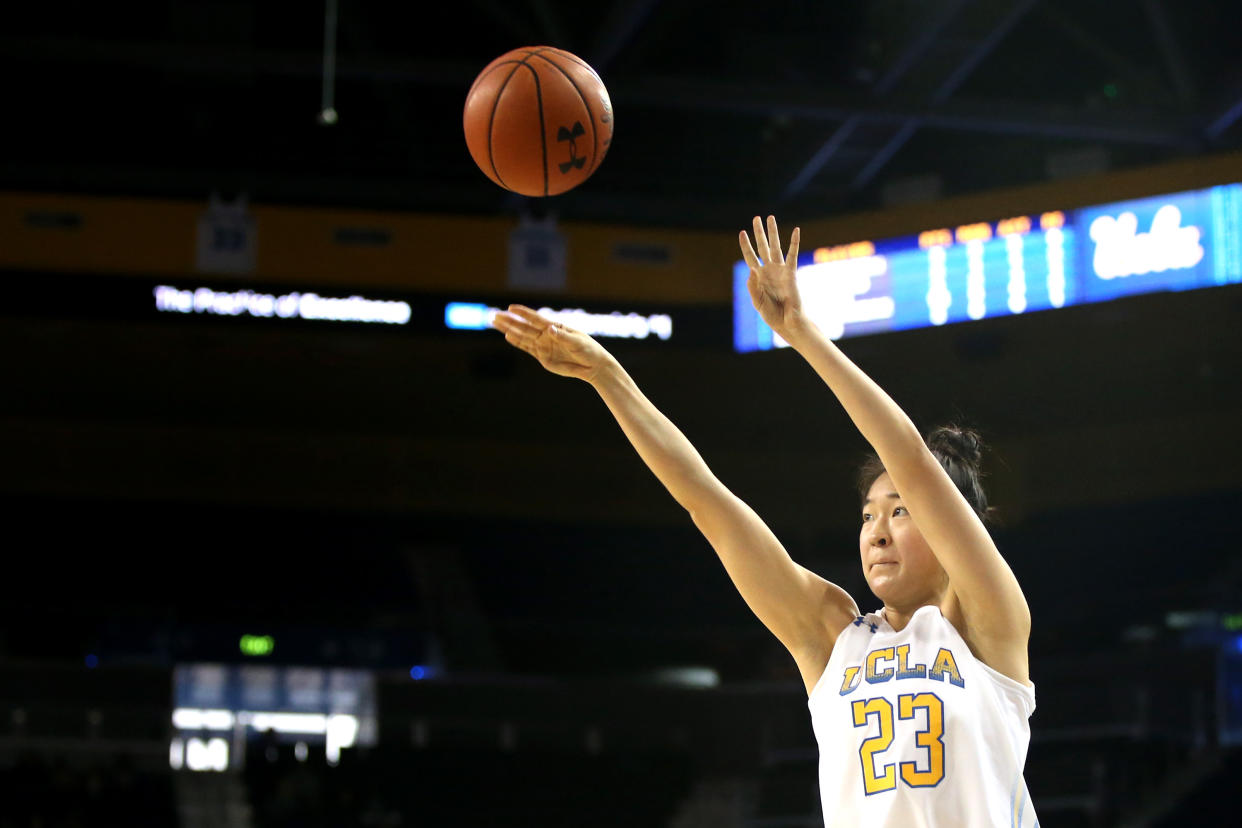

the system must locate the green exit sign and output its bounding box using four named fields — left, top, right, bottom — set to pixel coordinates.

left=239, top=634, right=275, bottom=656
